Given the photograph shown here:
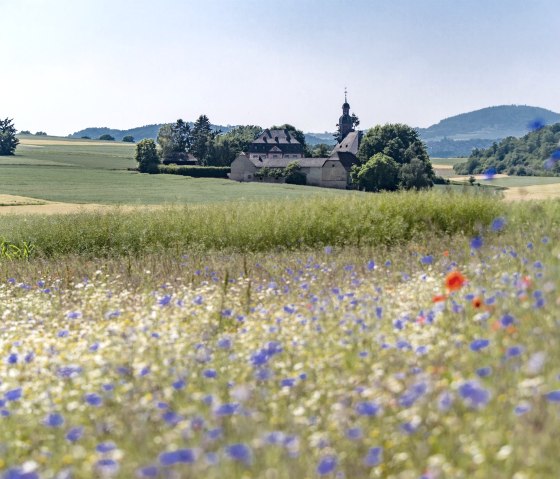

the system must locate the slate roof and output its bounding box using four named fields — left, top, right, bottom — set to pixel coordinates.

left=252, top=129, right=300, bottom=145
left=330, top=130, right=361, bottom=155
